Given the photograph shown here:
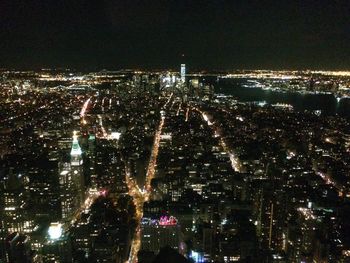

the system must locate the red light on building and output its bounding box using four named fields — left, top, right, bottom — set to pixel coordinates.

left=159, top=216, right=177, bottom=226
